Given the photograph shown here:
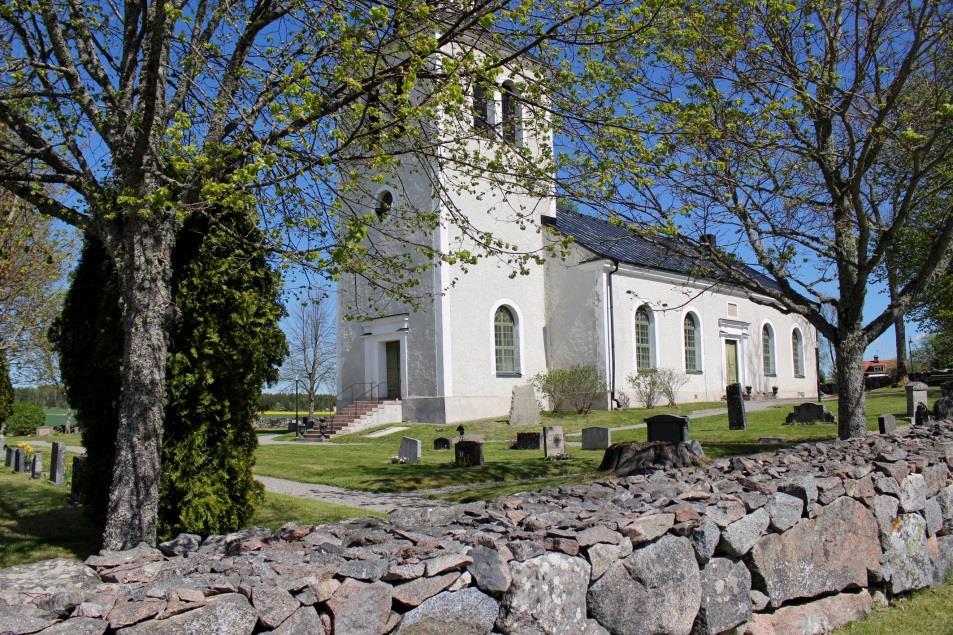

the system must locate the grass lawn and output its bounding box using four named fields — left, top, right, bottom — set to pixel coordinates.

left=0, top=465, right=376, bottom=569
left=254, top=388, right=934, bottom=497
left=834, top=579, right=953, bottom=634
left=6, top=433, right=84, bottom=448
